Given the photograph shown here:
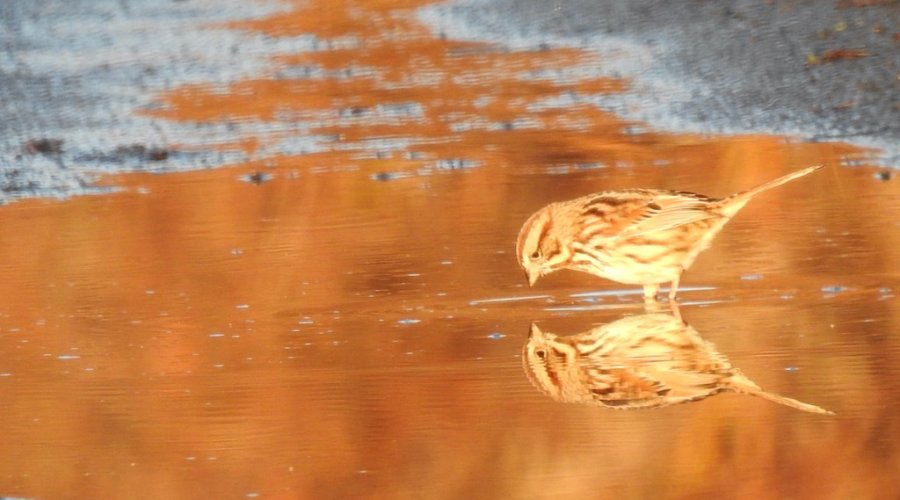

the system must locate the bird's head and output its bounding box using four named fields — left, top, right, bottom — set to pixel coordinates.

left=515, top=205, right=570, bottom=286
